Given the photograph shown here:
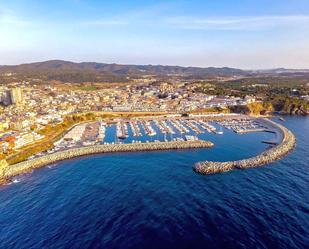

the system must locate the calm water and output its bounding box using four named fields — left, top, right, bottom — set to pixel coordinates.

left=0, top=117, right=308, bottom=249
